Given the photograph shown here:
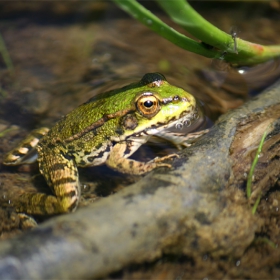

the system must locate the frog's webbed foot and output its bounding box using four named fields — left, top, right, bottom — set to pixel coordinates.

left=106, top=142, right=178, bottom=175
